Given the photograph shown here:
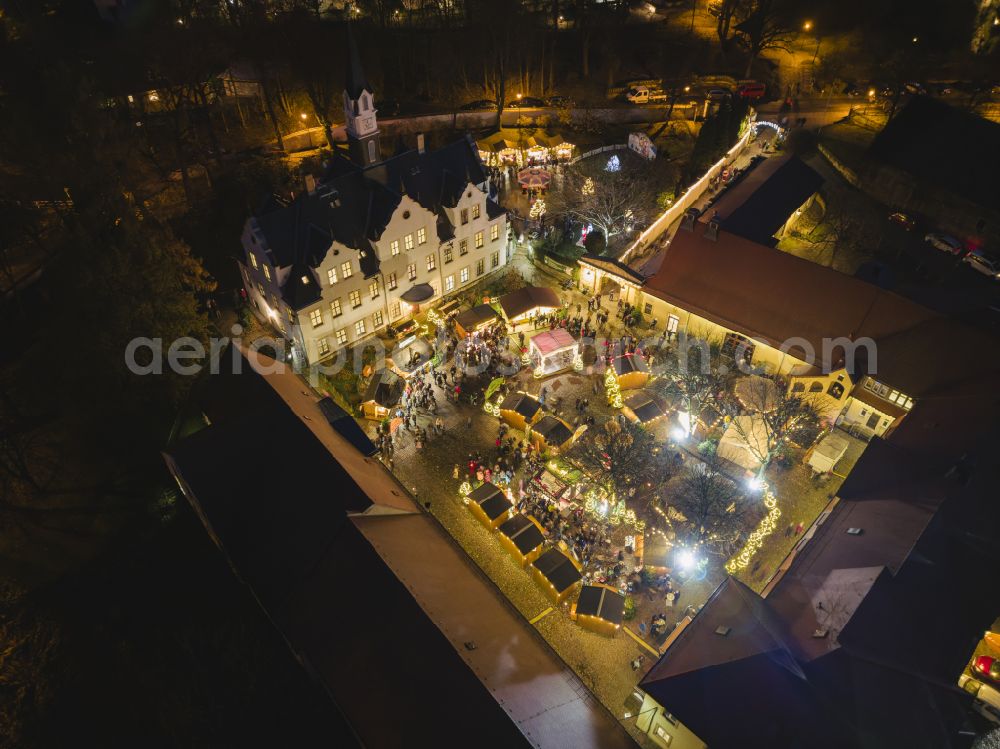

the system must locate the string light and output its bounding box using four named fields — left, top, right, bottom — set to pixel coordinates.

left=458, top=481, right=472, bottom=497
left=726, top=487, right=780, bottom=573
left=604, top=368, right=623, bottom=409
